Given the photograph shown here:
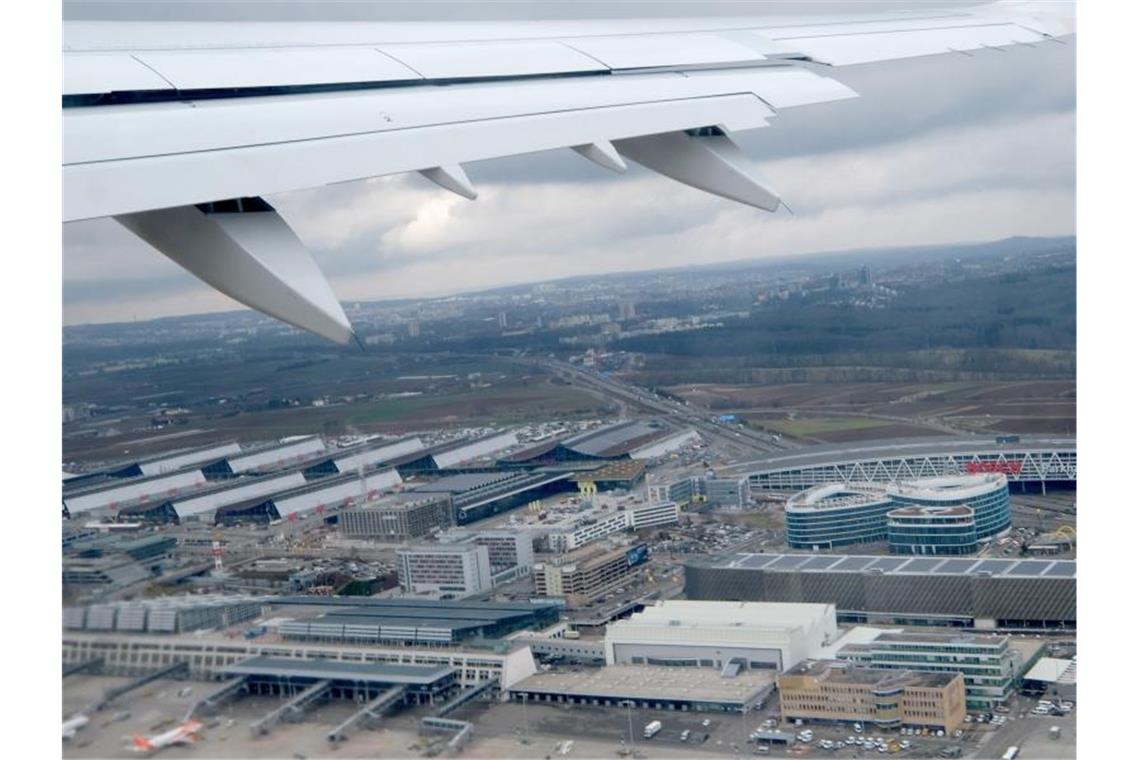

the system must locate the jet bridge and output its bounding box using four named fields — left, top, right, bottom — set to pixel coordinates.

left=95, top=661, right=189, bottom=711
left=327, top=685, right=406, bottom=743
left=250, top=680, right=332, bottom=736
